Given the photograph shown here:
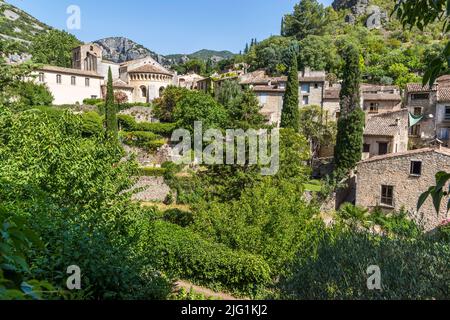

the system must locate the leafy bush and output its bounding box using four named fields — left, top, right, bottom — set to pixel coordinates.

left=121, top=131, right=164, bottom=151
left=281, top=230, right=450, bottom=300
left=16, top=81, right=54, bottom=106
left=139, top=167, right=167, bottom=177
left=192, top=179, right=320, bottom=273
left=80, top=111, right=104, bottom=137
left=83, top=98, right=104, bottom=106
left=118, top=115, right=176, bottom=135
left=0, top=209, right=57, bottom=300
left=173, top=91, right=229, bottom=132
left=147, top=220, right=271, bottom=296
left=163, top=209, right=194, bottom=227
left=0, top=109, right=171, bottom=300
